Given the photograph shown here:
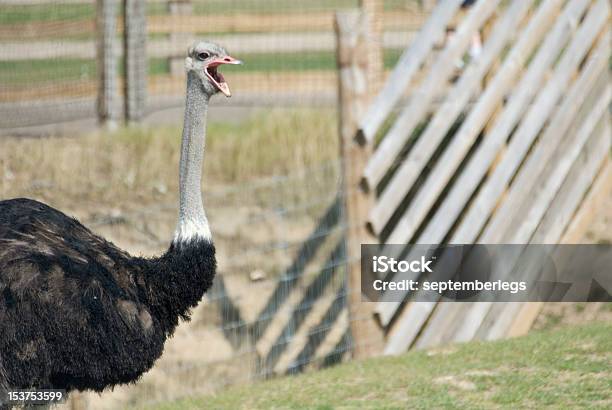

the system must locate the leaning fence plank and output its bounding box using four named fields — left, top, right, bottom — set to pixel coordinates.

left=452, top=19, right=610, bottom=342
left=383, top=301, right=437, bottom=354
left=368, top=0, right=535, bottom=236
left=471, top=100, right=610, bottom=342
left=504, top=77, right=610, bottom=243
left=394, top=2, right=604, bottom=345
left=361, top=0, right=501, bottom=189
left=454, top=0, right=608, bottom=245
left=483, top=116, right=610, bottom=341
left=459, top=81, right=610, bottom=342
left=413, top=30, right=605, bottom=349
left=562, top=161, right=612, bottom=244
left=385, top=0, right=576, bottom=245
left=507, top=158, right=612, bottom=339
left=483, top=36, right=610, bottom=242
left=357, top=0, right=463, bottom=144
left=531, top=118, right=611, bottom=245
left=412, top=302, right=456, bottom=349
left=378, top=0, right=547, bottom=347
left=506, top=302, right=543, bottom=338
left=374, top=0, right=567, bottom=330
